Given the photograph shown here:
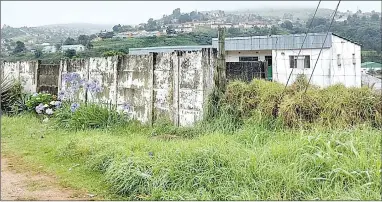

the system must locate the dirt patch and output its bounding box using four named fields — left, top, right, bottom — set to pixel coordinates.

left=1, top=156, right=91, bottom=201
